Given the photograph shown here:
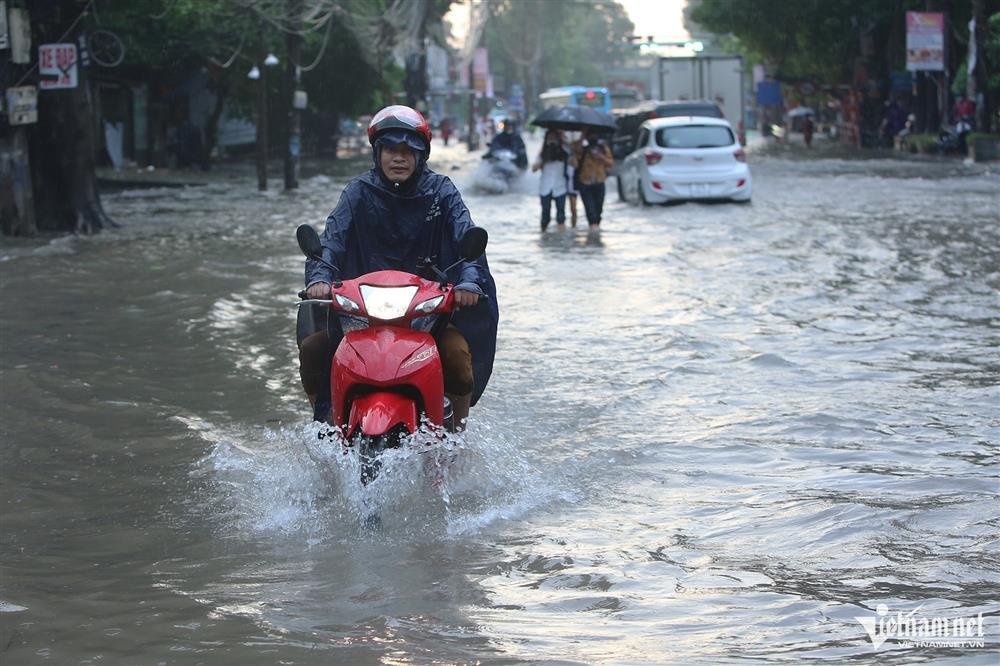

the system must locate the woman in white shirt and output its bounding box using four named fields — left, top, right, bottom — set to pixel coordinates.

left=531, top=130, right=571, bottom=232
